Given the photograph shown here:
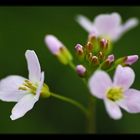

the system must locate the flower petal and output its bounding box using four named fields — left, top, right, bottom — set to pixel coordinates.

left=88, top=70, right=112, bottom=99
left=0, top=75, right=26, bottom=102
left=113, top=65, right=135, bottom=90
left=76, top=15, right=93, bottom=32
left=94, top=12, right=121, bottom=39
left=121, top=18, right=139, bottom=34
left=0, top=91, right=26, bottom=102
left=35, top=72, right=44, bottom=100
left=25, top=50, right=41, bottom=83
left=118, top=89, right=140, bottom=113
left=104, top=99, right=122, bottom=120
left=10, top=94, right=38, bottom=120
